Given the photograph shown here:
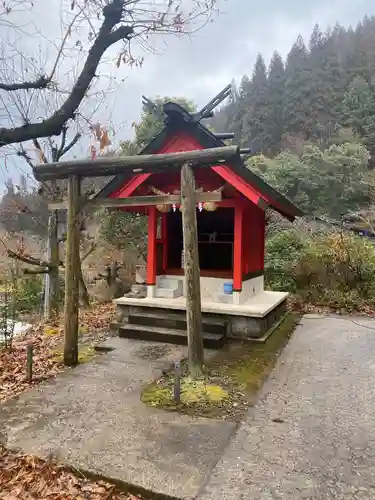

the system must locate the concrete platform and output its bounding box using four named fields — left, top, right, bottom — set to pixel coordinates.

left=115, top=291, right=288, bottom=341
left=114, top=290, right=288, bottom=318
left=0, top=337, right=235, bottom=500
